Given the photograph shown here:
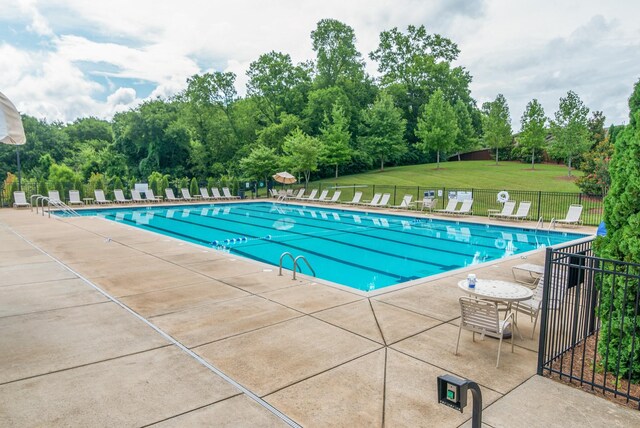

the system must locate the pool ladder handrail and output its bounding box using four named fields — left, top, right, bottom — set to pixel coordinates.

left=535, top=216, right=544, bottom=230
left=278, top=252, right=316, bottom=280
left=34, top=196, right=80, bottom=218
